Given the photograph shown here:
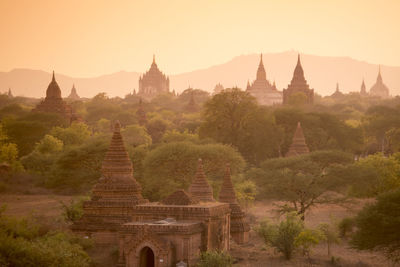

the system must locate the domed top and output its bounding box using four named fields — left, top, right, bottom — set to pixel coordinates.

left=256, top=53, right=267, bottom=81
left=370, top=66, right=390, bottom=98
left=46, top=71, right=62, bottom=99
